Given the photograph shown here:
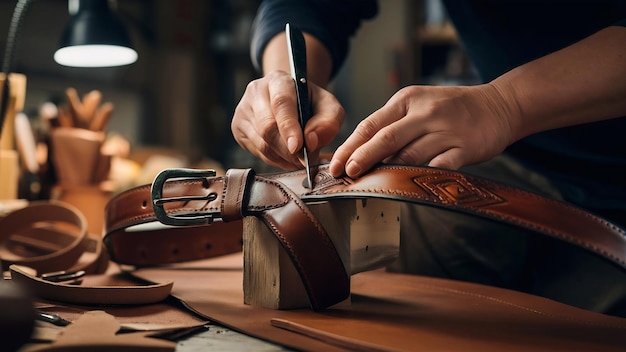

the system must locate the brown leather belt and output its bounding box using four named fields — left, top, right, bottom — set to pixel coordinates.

left=1, top=201, right=173, bottom=306
left=0, top=201, right=107, bottom=275
left=103, top=164, right=626, bottom=310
